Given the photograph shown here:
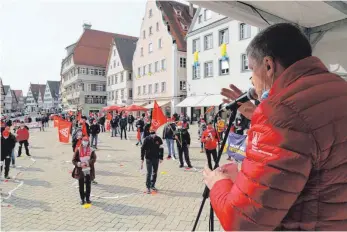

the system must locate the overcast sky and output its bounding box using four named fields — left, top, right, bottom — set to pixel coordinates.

left=0, top=0, right=152, bottom=94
